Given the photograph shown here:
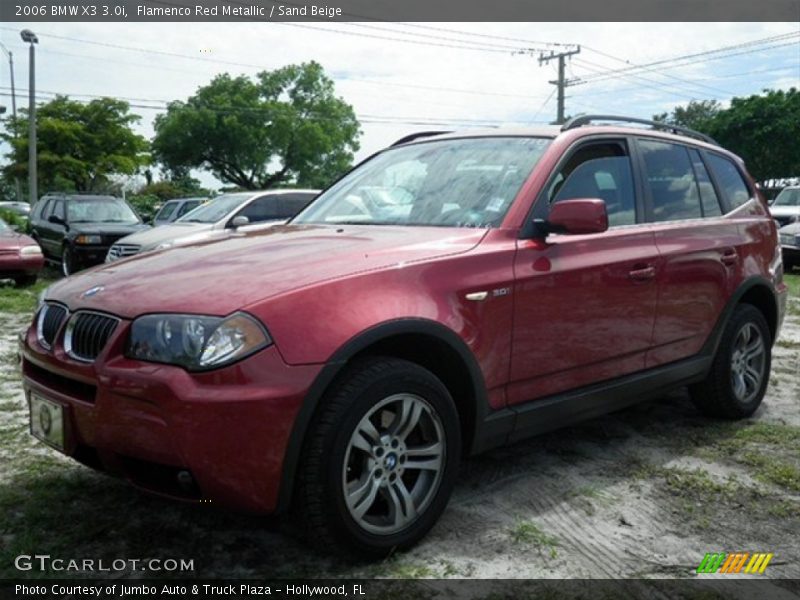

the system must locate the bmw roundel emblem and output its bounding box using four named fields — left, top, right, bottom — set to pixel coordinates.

left=81, top=285, right=105, bottom=298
